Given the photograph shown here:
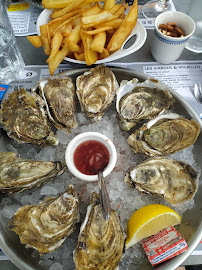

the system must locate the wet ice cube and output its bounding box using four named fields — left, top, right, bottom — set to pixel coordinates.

left=49, top=261, right=63, bottom=270
left=40, top=185, right=58, bottom=196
